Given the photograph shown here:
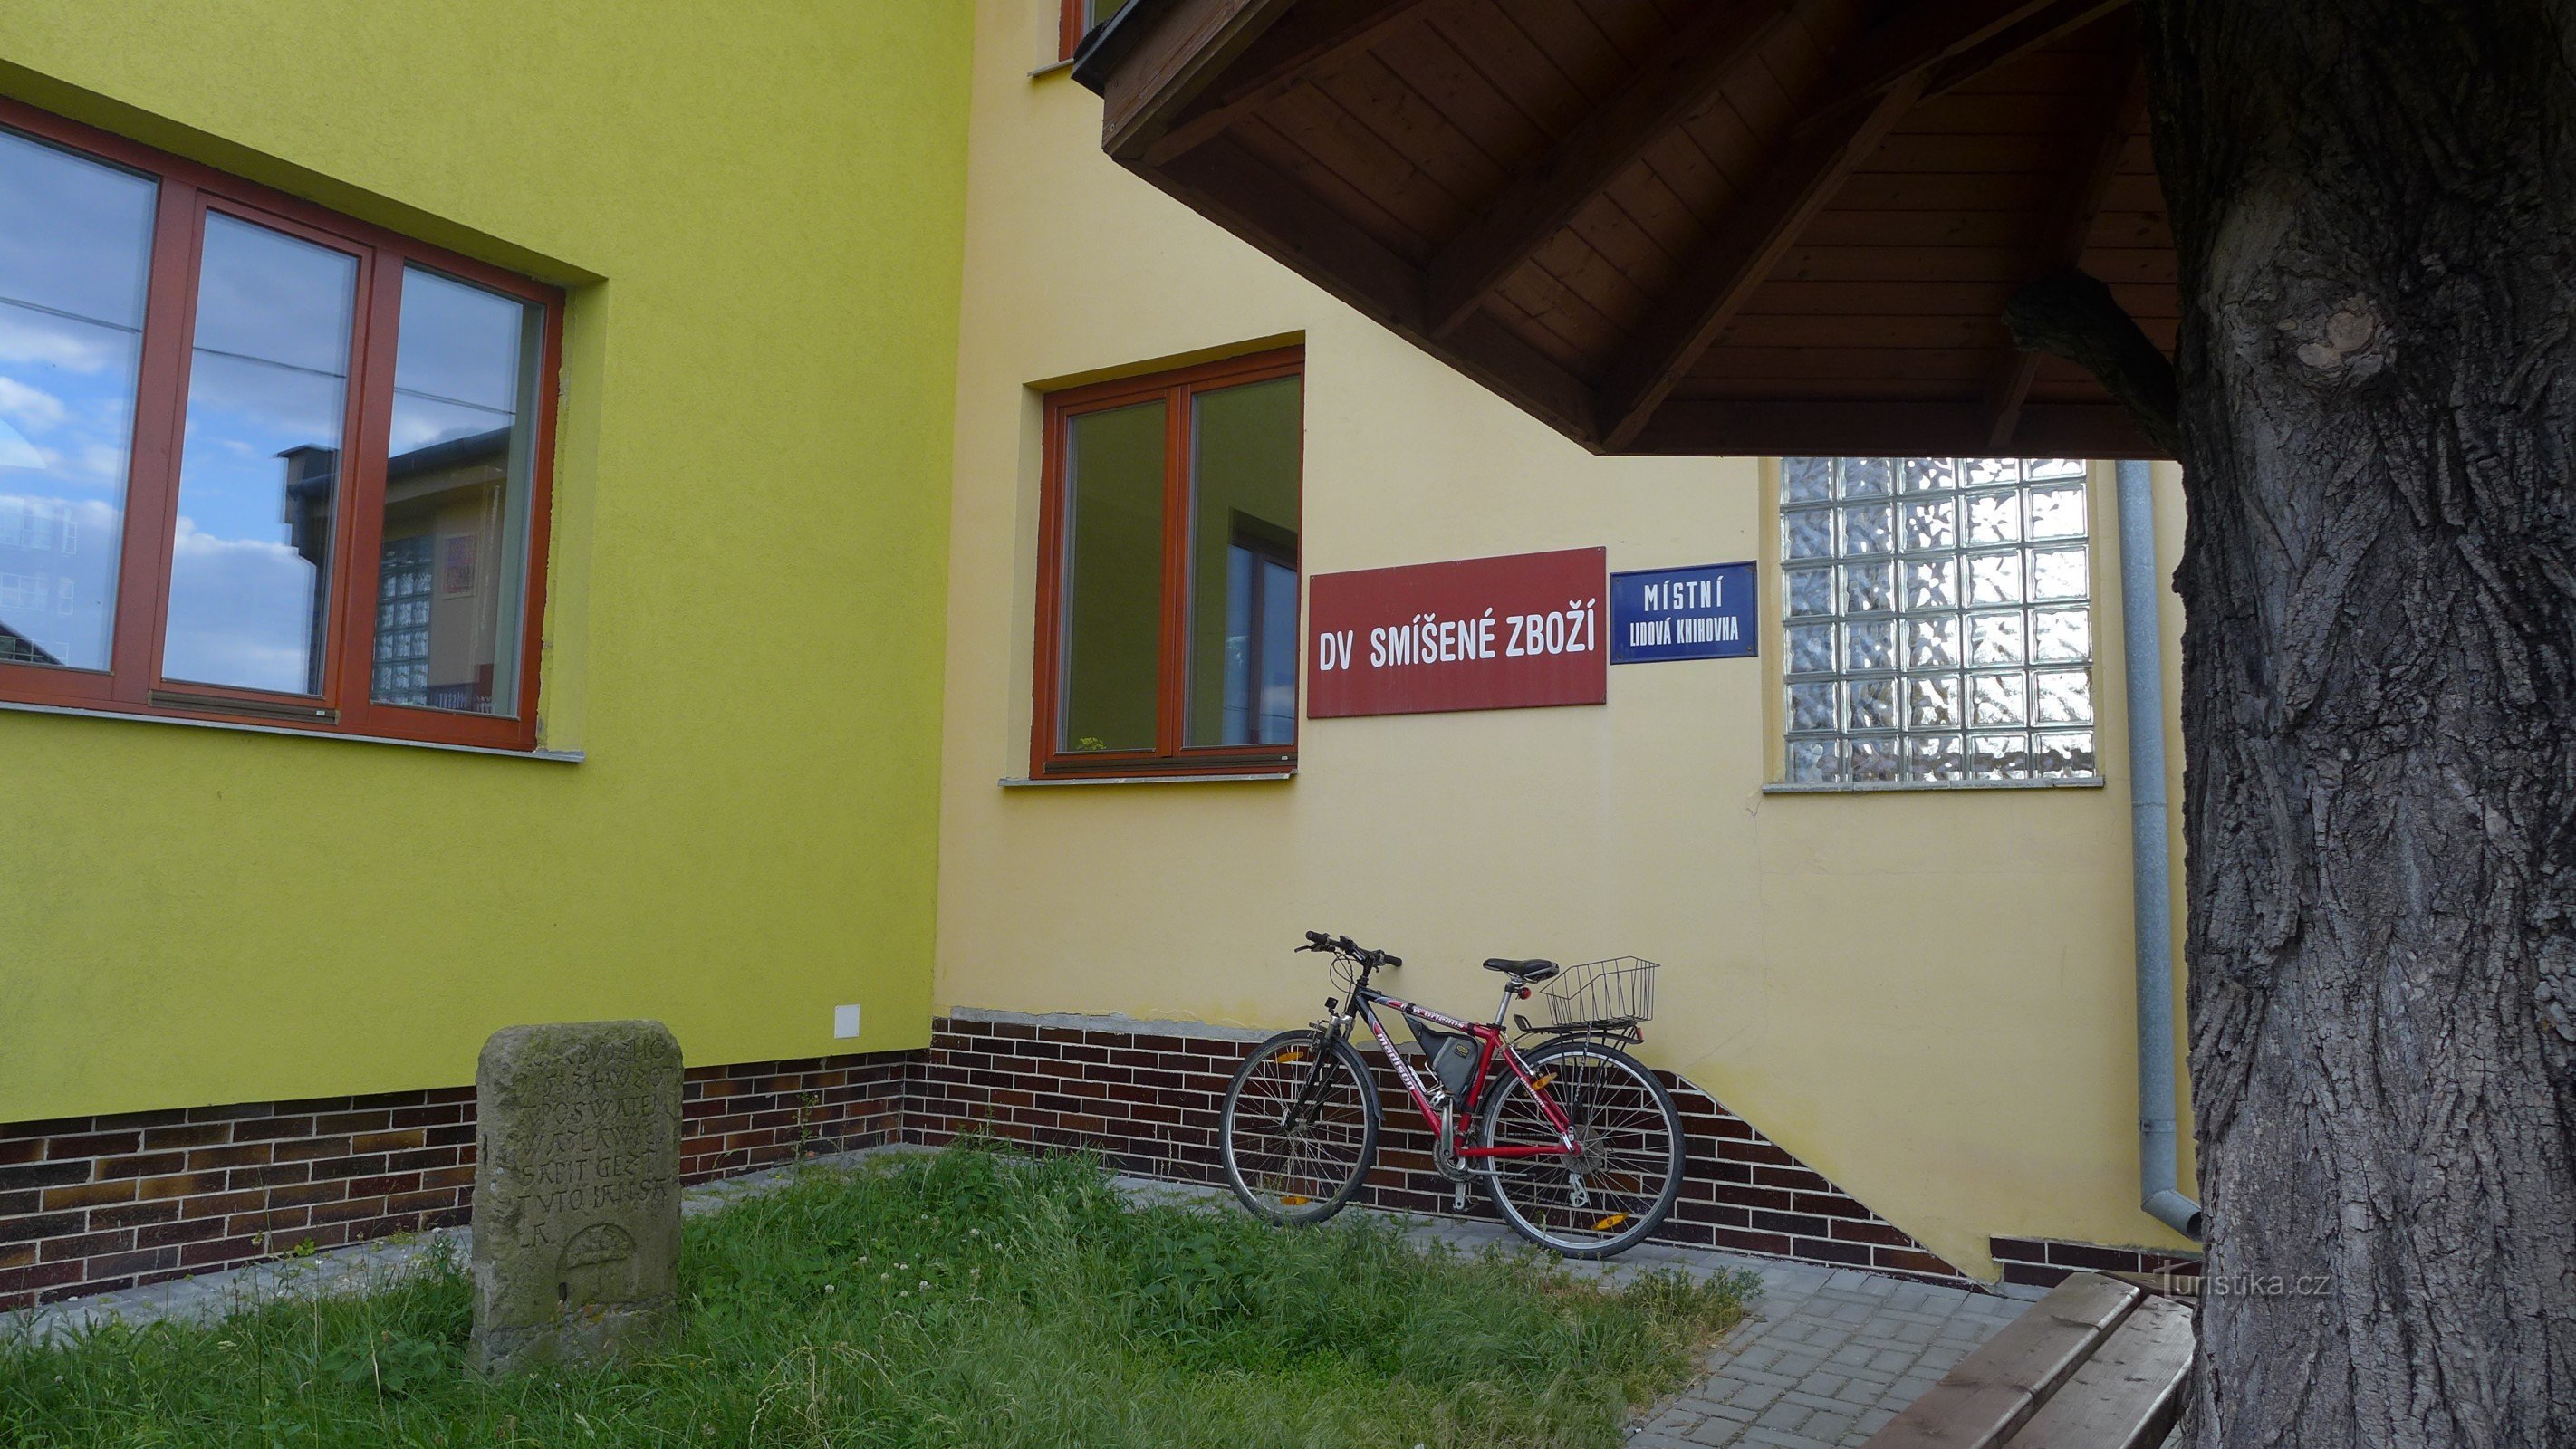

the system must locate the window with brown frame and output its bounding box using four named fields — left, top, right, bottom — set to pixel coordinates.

left=1059, top=0, right=1126, bottom=62
left=1033, top=348, right=1303, bottom=778
left=0, top=98, right=561, bottom=753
